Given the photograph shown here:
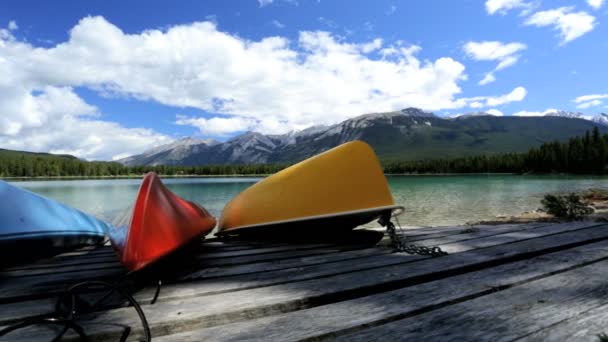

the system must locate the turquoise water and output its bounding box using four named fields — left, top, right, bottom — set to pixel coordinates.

left=8, top=175, right=608, bottom=227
